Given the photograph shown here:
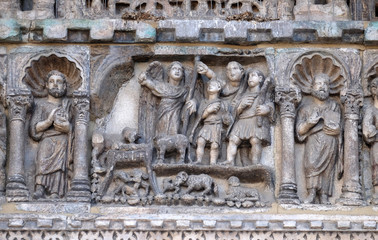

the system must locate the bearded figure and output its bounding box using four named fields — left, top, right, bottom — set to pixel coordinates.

left=30, top=70, right=72, bottom=199
left=295, top=73, right=342, bottom=204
